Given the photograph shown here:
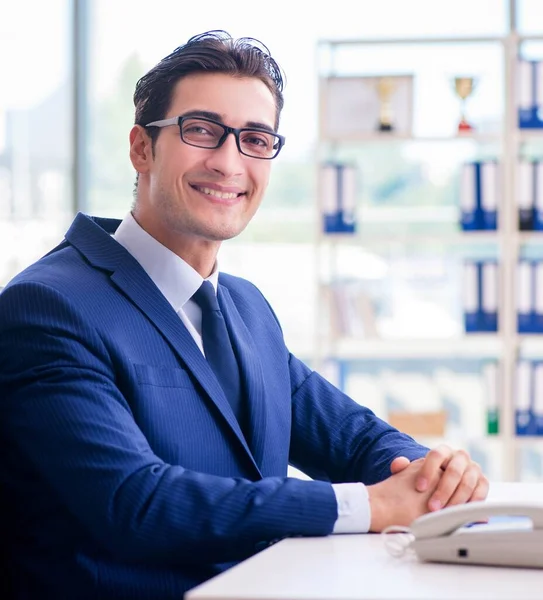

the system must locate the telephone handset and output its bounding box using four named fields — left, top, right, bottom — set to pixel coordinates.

left=409, top=500, right=543, bottom=568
